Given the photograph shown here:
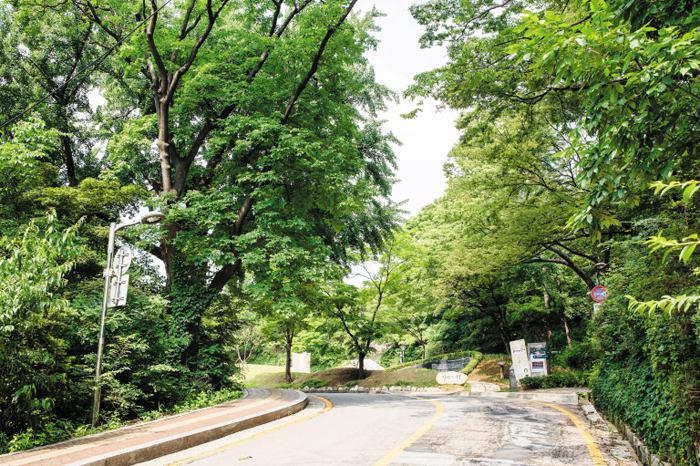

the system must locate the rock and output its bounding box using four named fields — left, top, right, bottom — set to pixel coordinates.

left=436, top=371, right=468, bottom=386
